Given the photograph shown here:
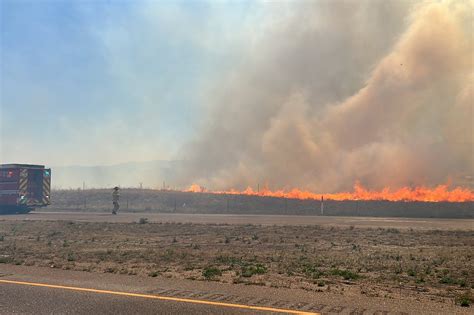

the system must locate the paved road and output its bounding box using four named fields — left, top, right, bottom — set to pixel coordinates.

left=0, top=265, right=470, bottom=315
left=0, top=282, right=262, bottom=315
left=1, top=211, right=473, bottom=230
left=0, top=266, right=318, bottom=315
